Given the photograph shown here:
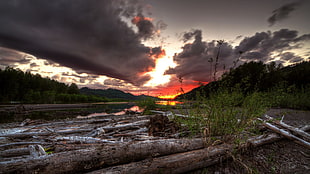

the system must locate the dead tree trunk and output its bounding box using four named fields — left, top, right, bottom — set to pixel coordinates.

left=262, top=121, right=310, bottom=148
left=277, top=121, right=310, bottom=142
left=88, top=132, right=292, bottom=174
left=87, top=143, right=233, bottom=174
left=0, top=130, right=293, bottom=174
left=264, top=115, right=310, bottom=142
left=0, top=138, right=205, bottom=174
left=0, top=148, right=29, bottom=158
